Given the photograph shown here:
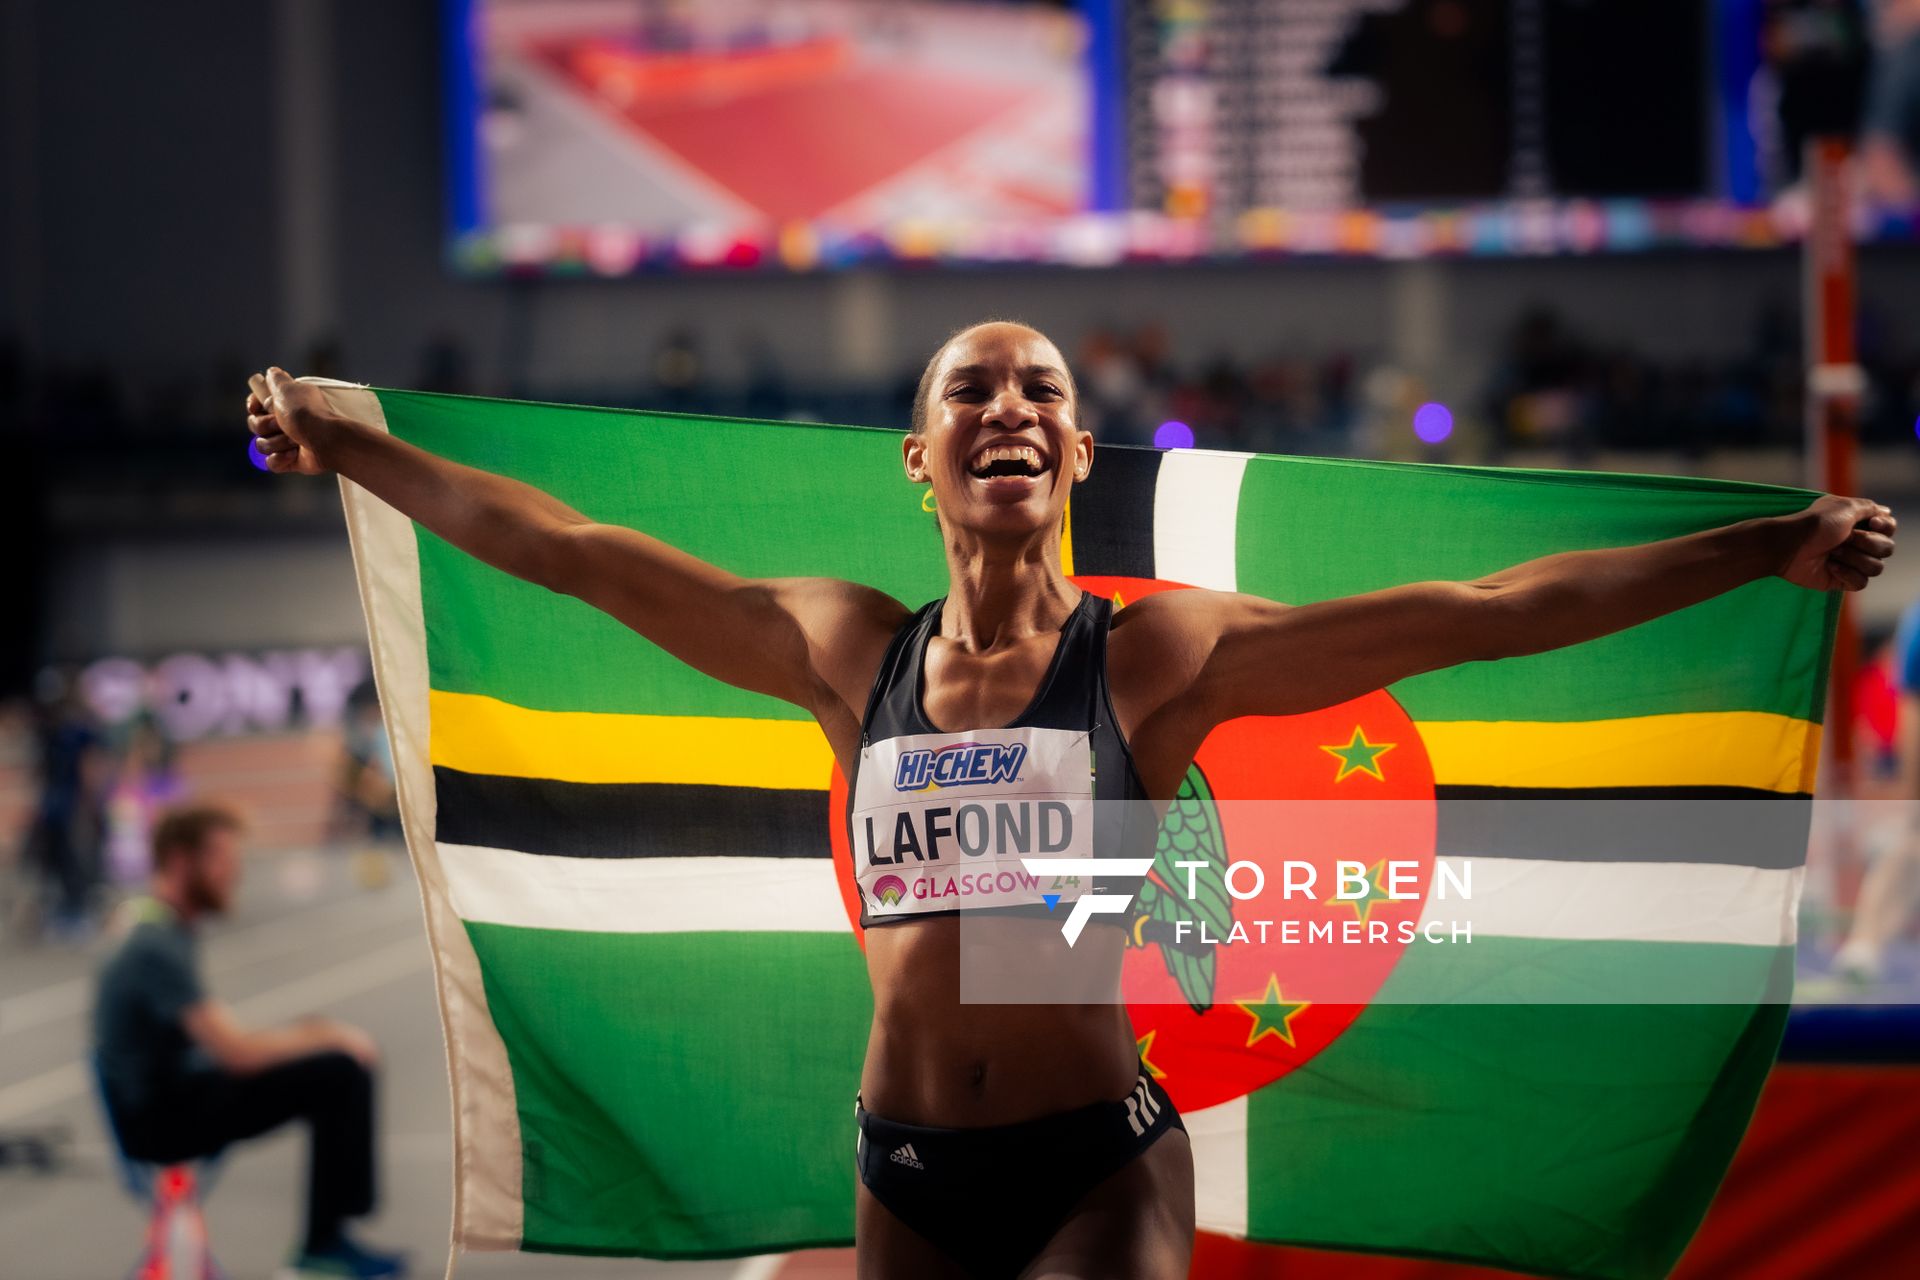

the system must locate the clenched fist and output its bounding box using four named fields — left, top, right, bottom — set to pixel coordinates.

left=1779, top=495, right=1897, bottom=592
left=245, top=367, right=341, bottom=476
